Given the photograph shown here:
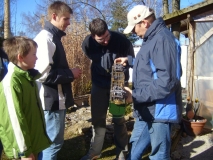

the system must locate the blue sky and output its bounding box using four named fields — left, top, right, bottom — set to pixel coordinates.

left=11, top=0, right=38, bottom=35
left=180, top=0, right=203, bottom=8
left=12, top=0, right=204, bottom=40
